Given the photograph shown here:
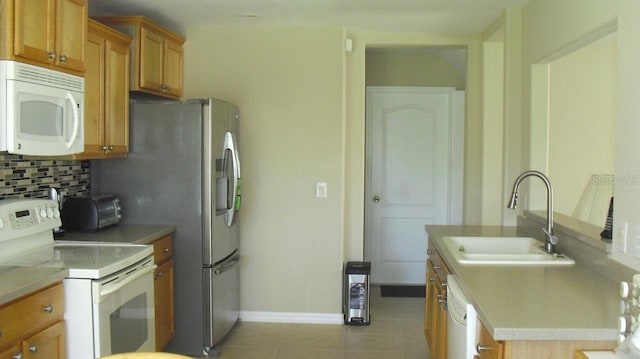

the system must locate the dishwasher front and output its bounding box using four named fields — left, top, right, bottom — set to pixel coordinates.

left=447, top=274, right=478, bottom=359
